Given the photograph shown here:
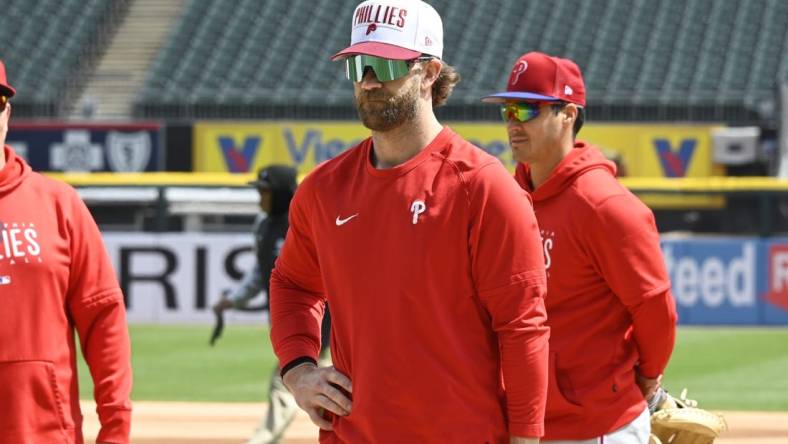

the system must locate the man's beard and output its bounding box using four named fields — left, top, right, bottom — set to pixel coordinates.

left=354, top=81, right=419, bottom=131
